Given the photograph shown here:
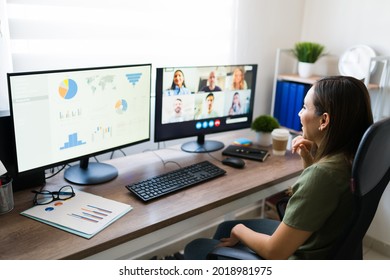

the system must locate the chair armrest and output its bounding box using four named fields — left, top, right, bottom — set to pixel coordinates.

left=207, top=246, right=262, bottom=260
